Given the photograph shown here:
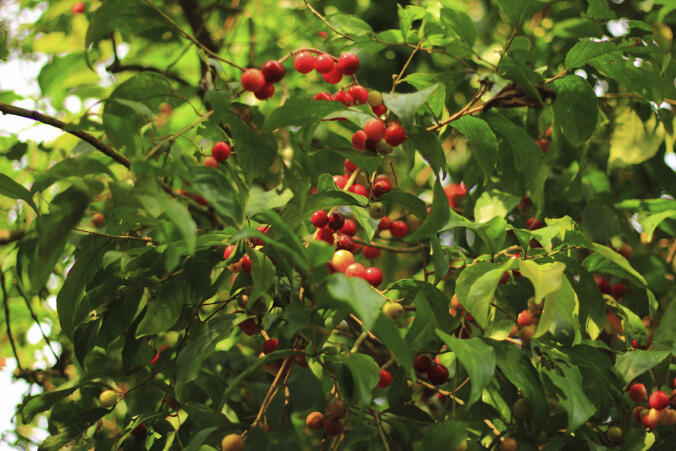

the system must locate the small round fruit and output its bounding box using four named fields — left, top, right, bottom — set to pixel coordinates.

left=314, top=54, right=335, bottom=74
left=323, top=417, right=343, bottom=436
left=383, top=302, right=404, bottom=321
left=92, top=212, right=105, bottom=227
left=212, top=141, right=231, bottom=162
left=378, top=369, right=392, bottom=388
left=517, top=310, right=534, bottom=327
left=671, top=388, right=676, bottom=408
left=333, top=90, right=353, bottom=106
left=526, top=217, right=542, bottom=230
left=322, top=66, right=343, bottom=84
left=427, top=364, right=449, bottom=385
left=71, top=2, right=85, bottom=14
left=316, top=226, right=335, bottom=245
left=131, top=423, right=147, bottom=437
left=663, top=409, right=676, bottom=425
left=328, top=400, right=347, bottom=419
left=642, top=408, right=661, bottom=429
left=513, top=398, right=531, bottom=420
left=595, top=276, right=612, bottom=294
left=633, top=405, right=648, bottom=423
left=518, top=325, right=536, bottom=341
left=328, top=212, right=345, bottom=230
left=349, top=183, right=369, bottom=197
left=340, top=219, right=357, bottom=236
left=364, top=267, right=383, bottom=287
left=261, top=60, right=285, bottom=83
left=364, top=119, right=385, bottom=142
left=241, top=68, right=266, bottom=92
left=336, top=234, right=355, bottom=252
left=204, top=156, right=219, bottom=168
left=368, top=90, right=383, bottom=107
left=313, top=91, right=332, bottom=101
left=372, top=179, right=391, bottom=198
left=337, top=52, right=360, bottom=75
left=99, top=390, right=117, bottom=408
left=606, top=426, right=623, bottom=443
left=345, top=263, right=366, bottom=279
left=390, top=220, right=408, bottom=238
left=536, top=138, right=549, bottom=153
left=238, top=318, right=258, bottom=336
left=240, top=255, right=252, bottom=273
left=362, top=245, right=381, bottom=259
left=629, top=383, right=648, bottom=403
left=254, top=83, right=274, bottom=100
left=305, top=411, right=325, bottom=431
left=378, top=217, right=392, bottom=230
left=344, top=159, right=357, bottom=173
left=413, top=355, right=431, bottom=373
left=349, top=85, right=368, bottom=104
left=221, top=433, right=244, bottom=451
left=352, top=130, right=367, bottom=151
left=294, top=52, right=315, bottom=73
left=223, top=244, right=236, bottom=261
left=454, top=441, right=468, bottom=451
left=311, top=210, right=328, bottom=228
left=262, top=338, right=278, bottom=355
left=500, top=438, right=518, bottom=451
left=649, top=390, right=669, bottom=410
left=384, top=123, right=406, bottom=146
left=369, top=202, right=386, bottom=220
left=331, top=250, right=355, bottom=273
left=333, top=174, right=348, bottom=189
left=372, top=104, right=387, bottom=116
left=611, top=282, right=627, bottom=299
